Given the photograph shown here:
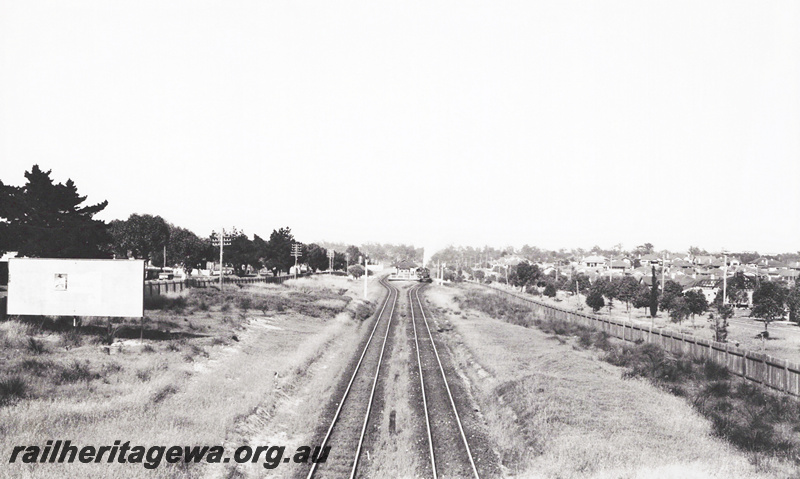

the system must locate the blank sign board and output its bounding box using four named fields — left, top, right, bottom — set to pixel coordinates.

left=7, top=258, right=144, bottom=318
